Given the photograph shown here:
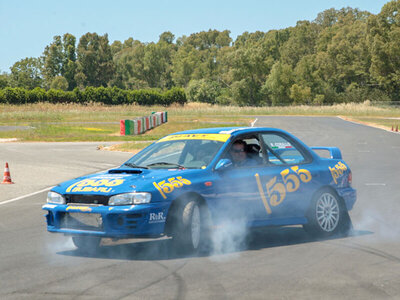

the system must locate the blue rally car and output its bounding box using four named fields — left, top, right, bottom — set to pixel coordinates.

left=43, top=127, right=356, bottom=252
